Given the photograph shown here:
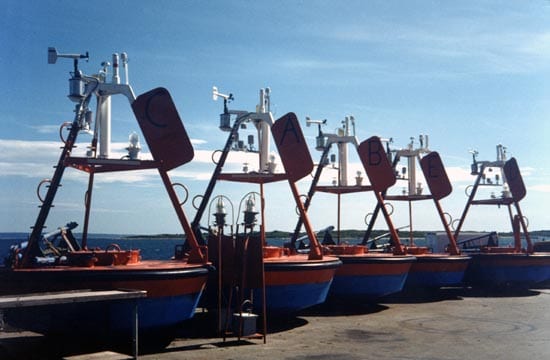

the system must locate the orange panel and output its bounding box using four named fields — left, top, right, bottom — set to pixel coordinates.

left=264, top=268, right=336, bottom=286
left=420, top=151, right=452, bottom=200
left=503, top=157, right=526, bottom=201
left=272, top=113, right=314, bottom=182
left=358, top=136, right=396, bottom=192
left=132, top=87, right=194, bottom=171
left=115, top=276, right=207, bottom=297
